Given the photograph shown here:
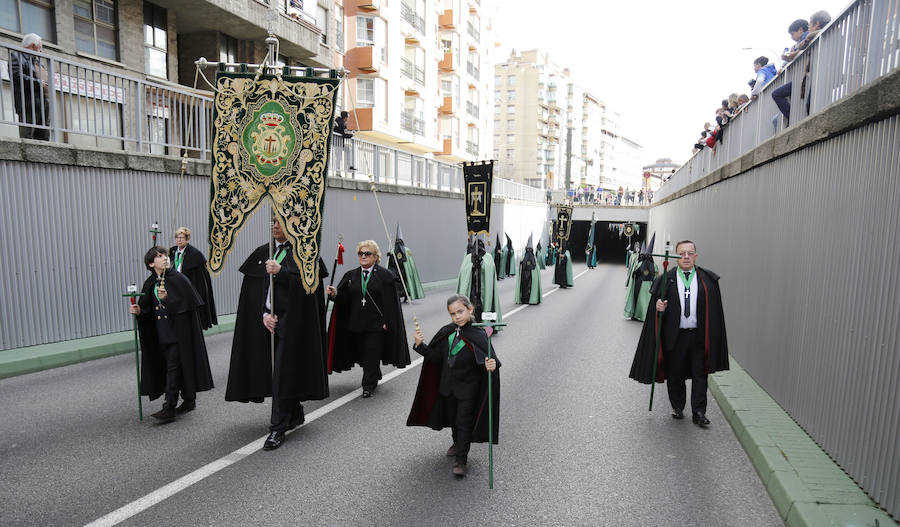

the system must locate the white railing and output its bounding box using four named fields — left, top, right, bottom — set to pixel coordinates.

left=655, top=0, right=899, bottom=202
left=1, top=42, right=212, bottom=158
